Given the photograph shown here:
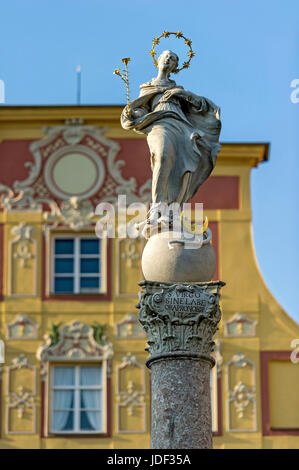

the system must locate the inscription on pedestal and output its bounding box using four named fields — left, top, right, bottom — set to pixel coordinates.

left=163, top=289, right=210, bottom=314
